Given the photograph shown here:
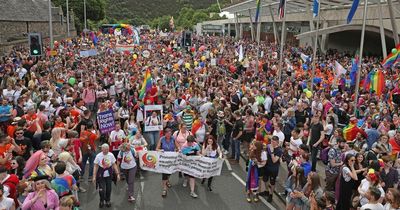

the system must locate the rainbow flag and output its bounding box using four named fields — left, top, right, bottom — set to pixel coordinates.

left=382, top=44, right=400, bottom=69
left=343, top=121, right=358, bottom=141
left=255, top=0, right=261, bottom=23
left=139, top=69, right=152, bottom=100
left=191, top=119, right=202, bottom=134
left=364, top=69, right=385, bottom=96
